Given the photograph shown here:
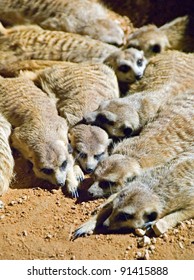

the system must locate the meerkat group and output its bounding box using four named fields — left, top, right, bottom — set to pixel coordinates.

left=0, top=0, right=193, bottom=239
